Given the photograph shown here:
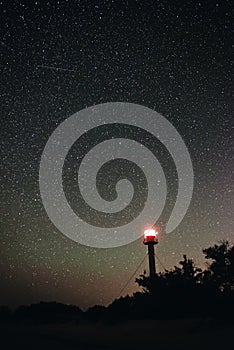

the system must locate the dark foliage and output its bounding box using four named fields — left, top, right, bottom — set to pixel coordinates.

left=0, top=306, right=12, bottom=323
left=202, top=241, right=234, bottom=292
left=13, top=301, right=83, bottom=324
left=83, top=304, right=107, bottom=323
left=135, top=241, right=234, bottom=320
left=1, top=241, right=234, bottom=324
